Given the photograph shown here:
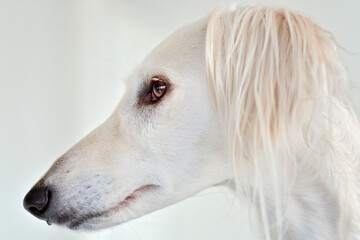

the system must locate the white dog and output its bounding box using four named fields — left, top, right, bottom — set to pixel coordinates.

left=24, top=6, right=360, bottom=240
